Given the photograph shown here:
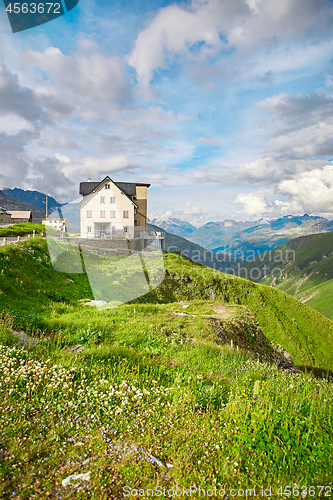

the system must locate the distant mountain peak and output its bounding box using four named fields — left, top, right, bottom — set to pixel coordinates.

left=3, top=187, right=62, bottom=213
